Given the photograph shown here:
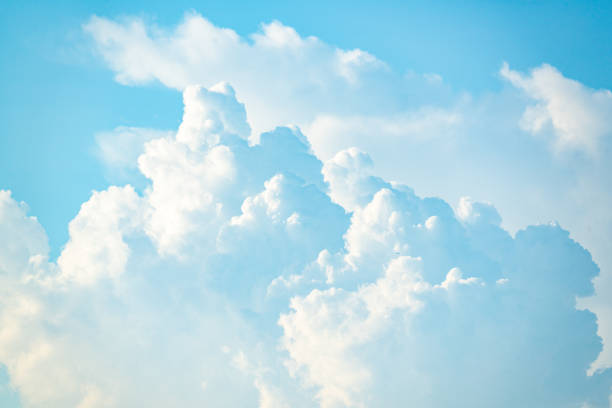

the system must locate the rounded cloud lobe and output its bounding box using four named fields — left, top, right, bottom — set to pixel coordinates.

left=0, top=84, right=611, bottom=407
